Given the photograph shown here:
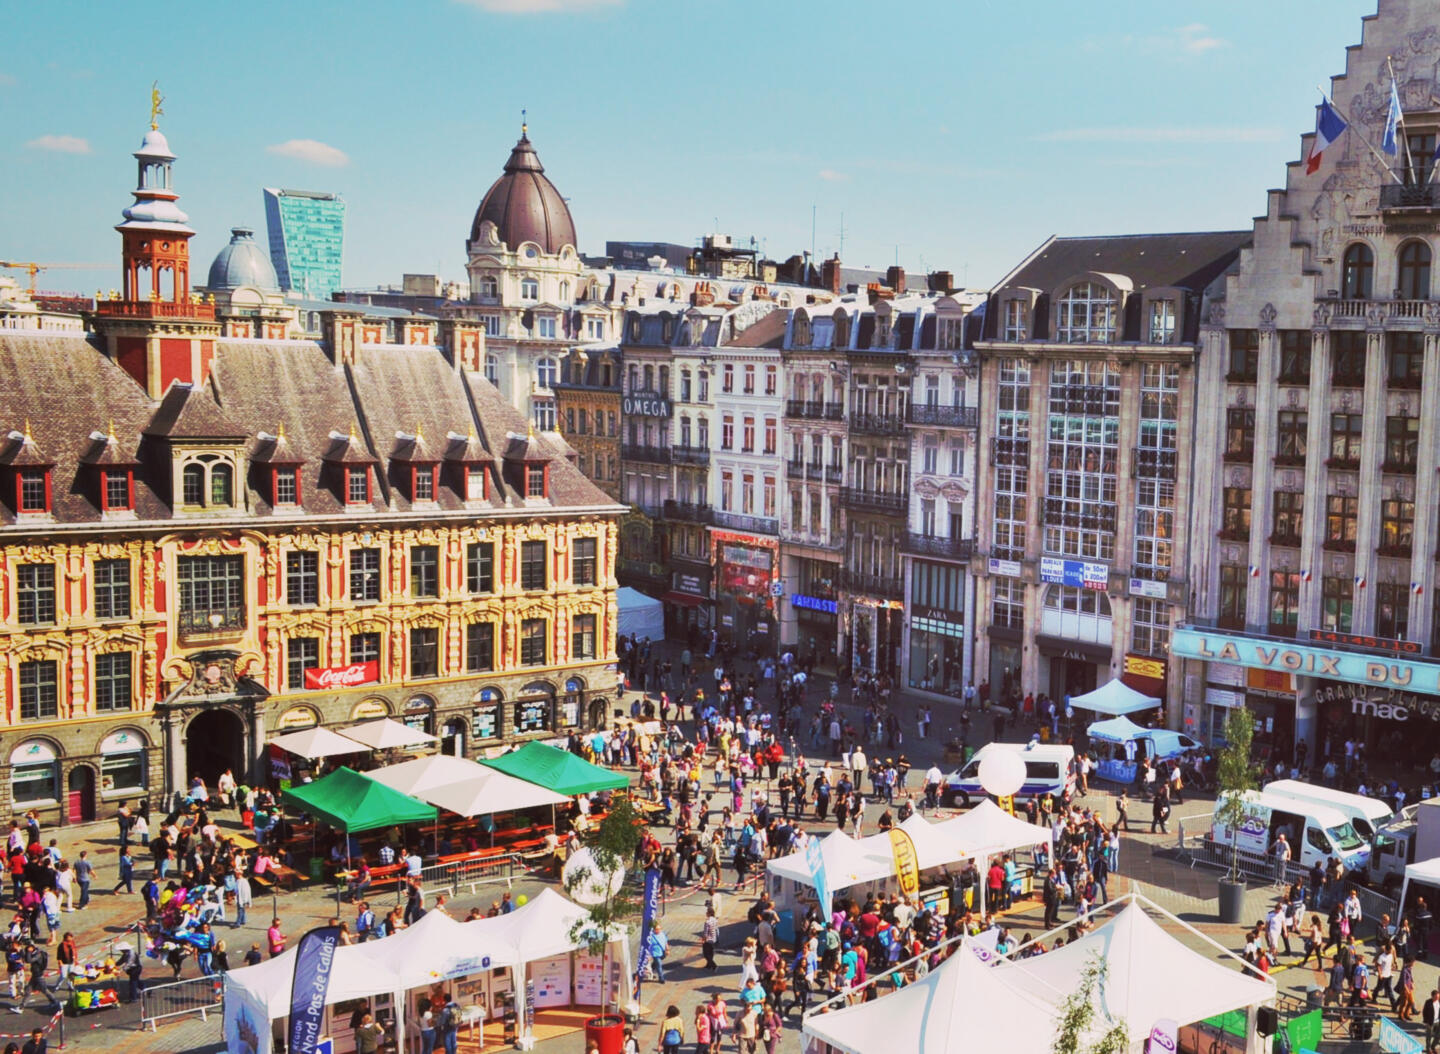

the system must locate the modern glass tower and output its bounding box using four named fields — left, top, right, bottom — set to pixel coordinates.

left=262, top=187, right=345, bottom=299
